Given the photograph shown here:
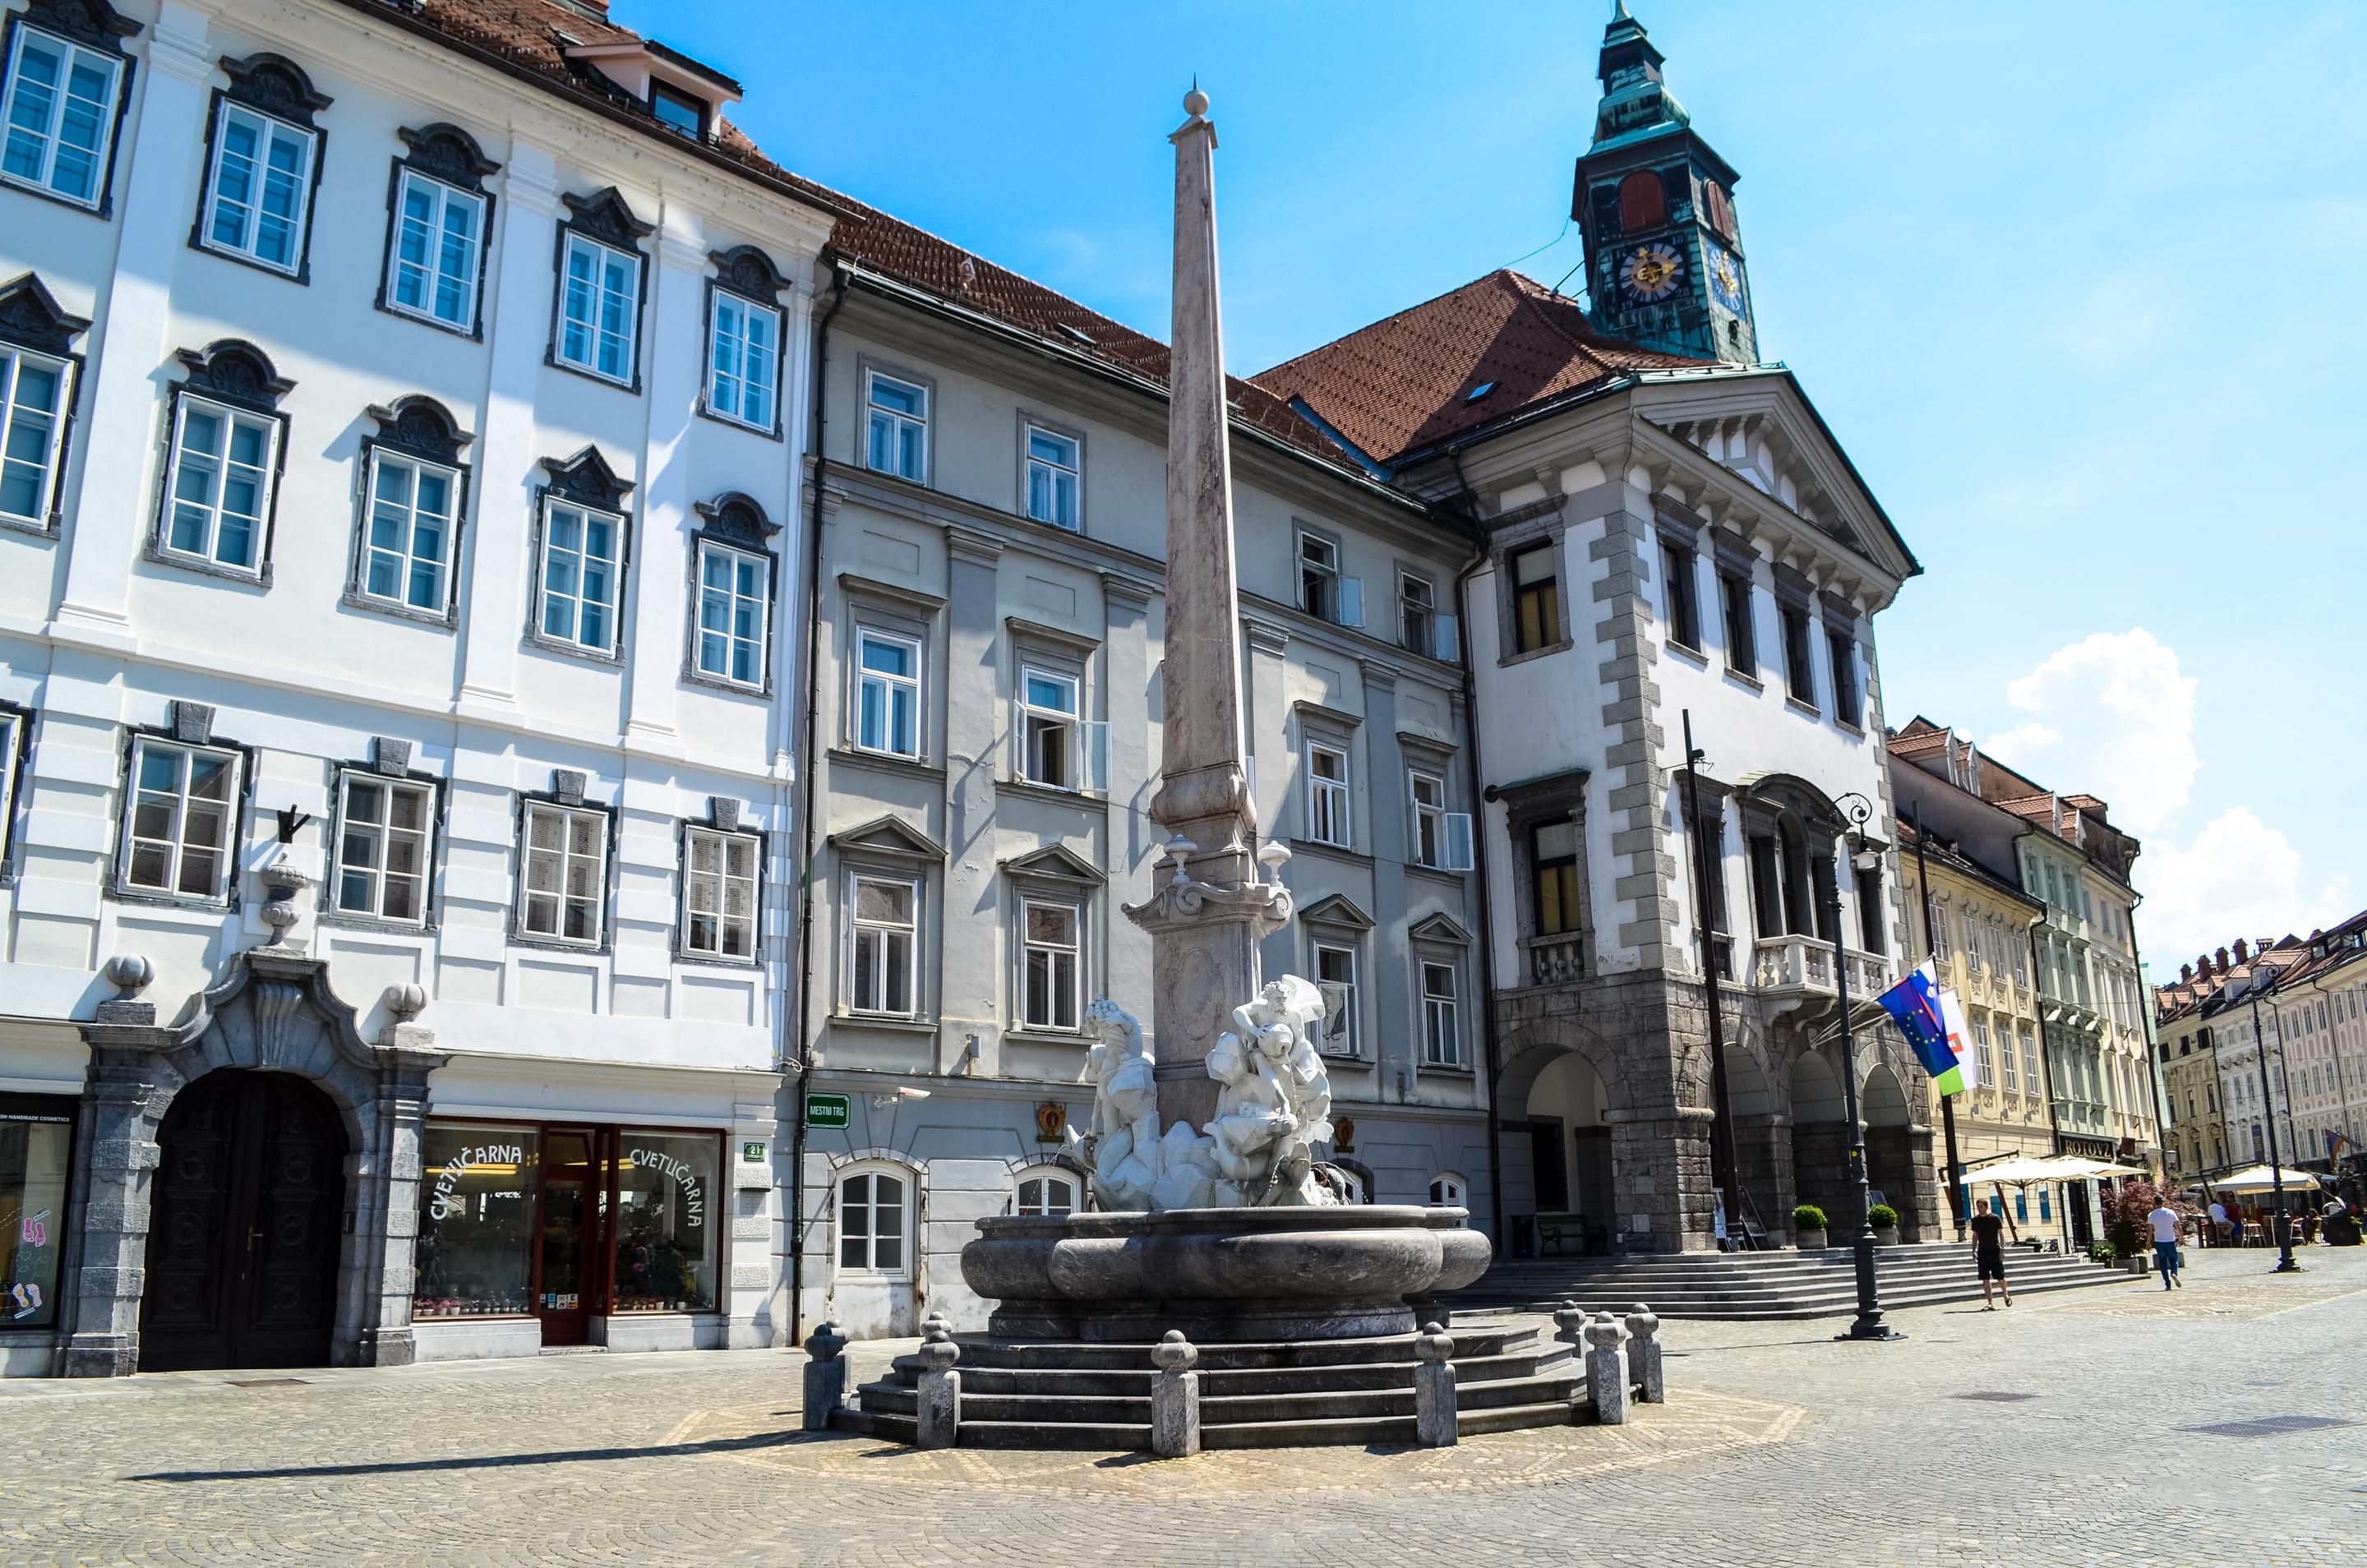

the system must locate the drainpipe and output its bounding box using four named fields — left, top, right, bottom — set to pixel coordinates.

left=1439, top=448, right=1507, bottom=1255
left=786, top=268, right=850, bottom=1345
